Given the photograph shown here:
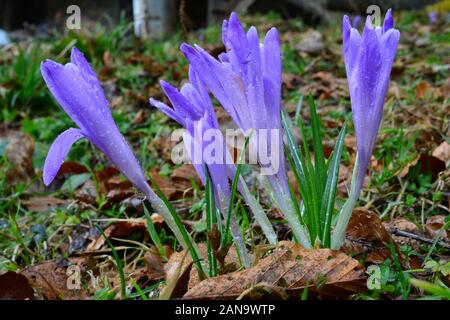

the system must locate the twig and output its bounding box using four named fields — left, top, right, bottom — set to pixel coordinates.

left=389, top=228, right=450, bottom=250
